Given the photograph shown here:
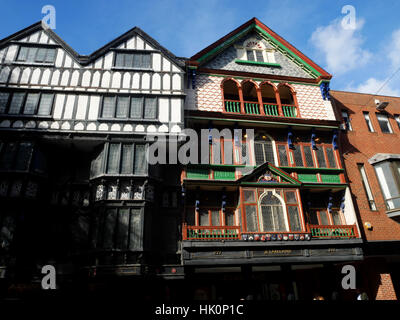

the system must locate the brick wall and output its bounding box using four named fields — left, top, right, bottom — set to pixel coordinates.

left=193, top=74, right=333, bottom=121
left=331, top=90, right=400, bottom=241
left=375, top=273, right=398, bottom=300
